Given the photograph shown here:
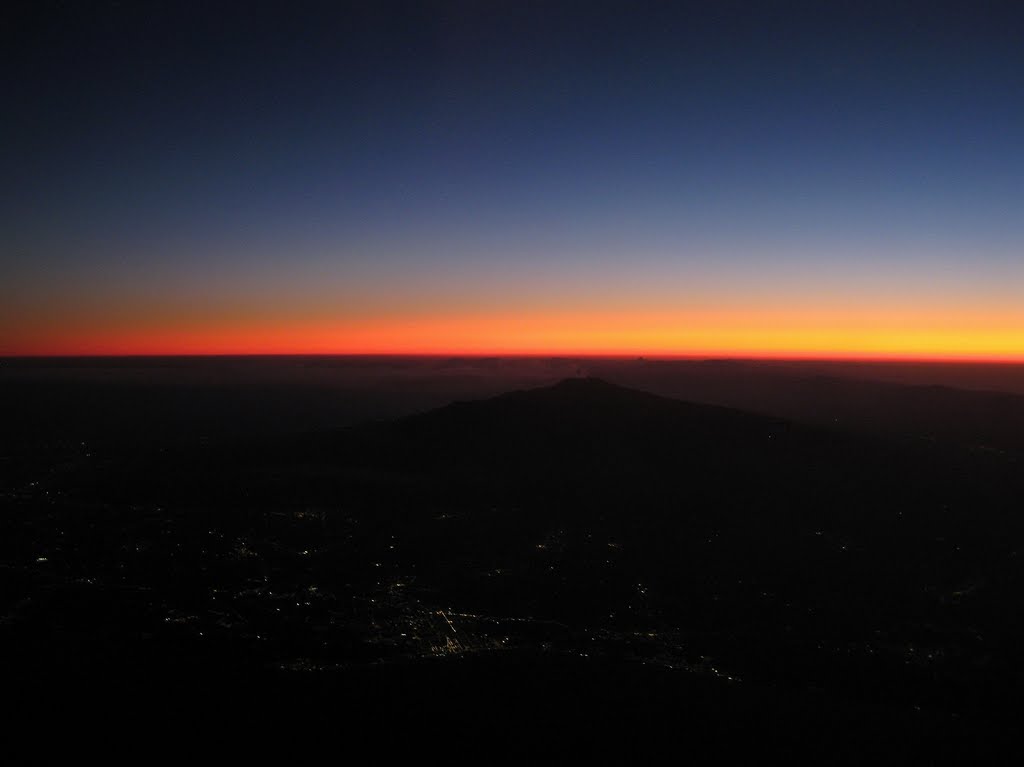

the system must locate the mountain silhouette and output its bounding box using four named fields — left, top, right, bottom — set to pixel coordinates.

left=378, top=376, right=794, bottom=472
left=293, top=376, right=1020, bottom=567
